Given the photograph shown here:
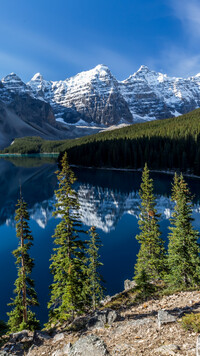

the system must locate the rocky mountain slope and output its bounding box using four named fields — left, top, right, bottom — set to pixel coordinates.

left=120, top=65, right=200, bottom=121
left=0, top=77, right=71, bottom=148
left=27, top=65, right=133, bottom=126
left=1, top=290, right=200, bottom=355
left=2, top=65, right=200, bottom=148
left=26, top=65, right=200, bottom=124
